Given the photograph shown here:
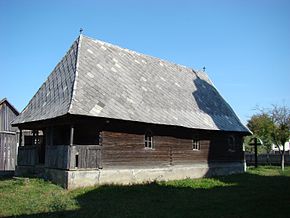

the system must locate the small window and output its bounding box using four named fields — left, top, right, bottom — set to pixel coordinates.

left=228, top=136, right=235, bottom=152
left=145, top=132, right=153, bottom=149
left=192, top=139, right=201, bottom=150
